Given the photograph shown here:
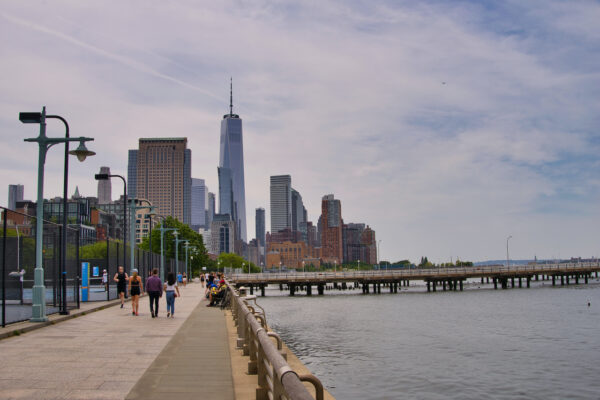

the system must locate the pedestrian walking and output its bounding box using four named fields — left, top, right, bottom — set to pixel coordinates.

left=164, top=271, right=181, bottom=318
left=113, top=266, right=128, bottom=308
left=182, top=272, right=188, bottom=287
left=145, top=268, right=162, bottom=318
left=102, top=269, right=108, bottom=292
left=200, top=273, right=205, bottom=288
left=129, top=269, right=143, bottom=316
